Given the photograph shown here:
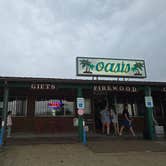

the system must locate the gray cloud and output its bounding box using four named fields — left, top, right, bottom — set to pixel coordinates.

left=0, top=0, right=166, bottom=81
